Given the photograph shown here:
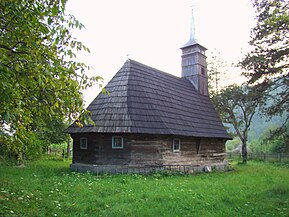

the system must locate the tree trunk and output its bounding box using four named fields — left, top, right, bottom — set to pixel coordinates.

left=241, top=141, right=247, bottom=164
left=16, top=152, right=25, bottom=166
left=67, top=139, right=70, bottom=159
